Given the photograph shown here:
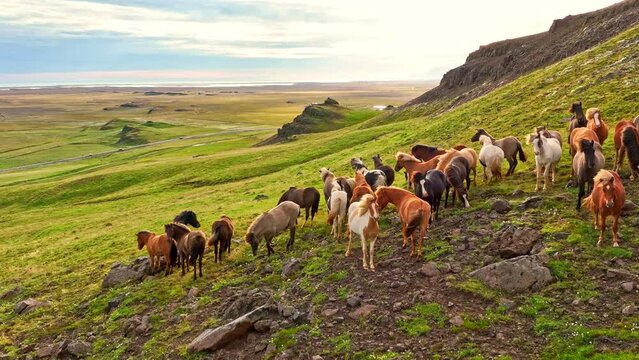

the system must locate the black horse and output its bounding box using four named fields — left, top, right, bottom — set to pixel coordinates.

left=173, top=210, right=200, bottom=228
left=413, top=169, right=446, bottom=221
